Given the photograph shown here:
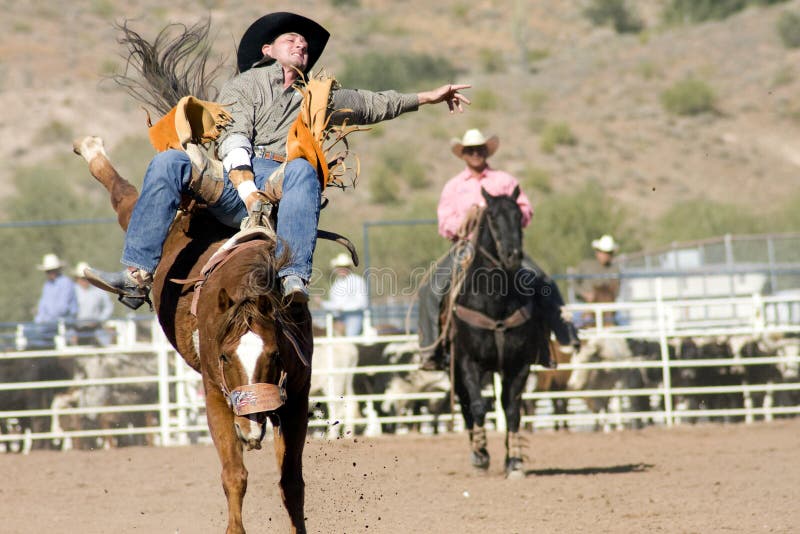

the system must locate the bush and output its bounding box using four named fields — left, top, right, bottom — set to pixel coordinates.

left=375, top=147, right=428, bottom=190
left=584, top=0, right=644, bottom=33
left=471, top=88, right=500, bottom=111
left=478, top=48, right=506, bottom=73
left=339, top=52, right=458, bottom=92
left=777, top=11, right=800, bottom=48
left=652, top=199, right=762, bottom=244
left=662, top=0, right=747, bottom=24
left=540, top=122, right=577, bottom=153
left=660, top=78, right=716, bottom=116
left=524, top=181, right=628, bottom=274
left=520, top=166, right=552, bottom=194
